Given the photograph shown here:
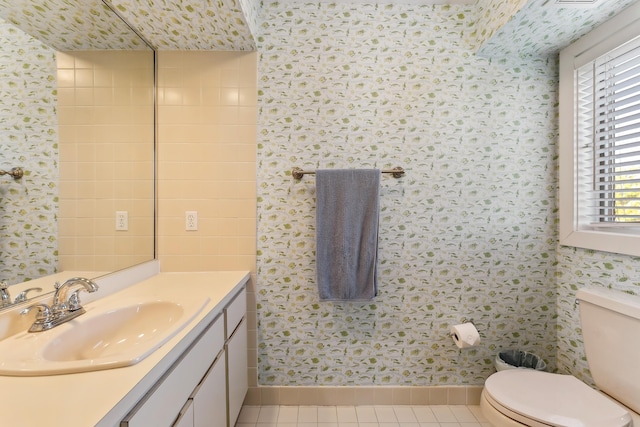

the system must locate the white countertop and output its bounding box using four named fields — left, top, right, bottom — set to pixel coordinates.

left=0, top=270, right=250, bottom=427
